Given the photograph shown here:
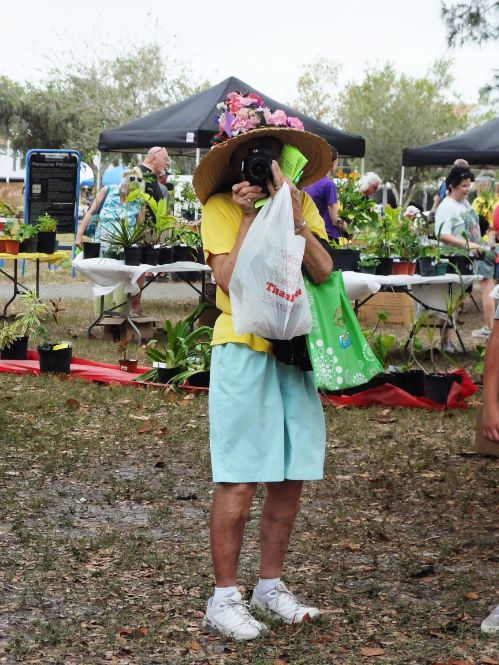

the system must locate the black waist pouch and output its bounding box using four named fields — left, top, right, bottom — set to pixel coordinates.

left=268, top=336, right=312, bottom=372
